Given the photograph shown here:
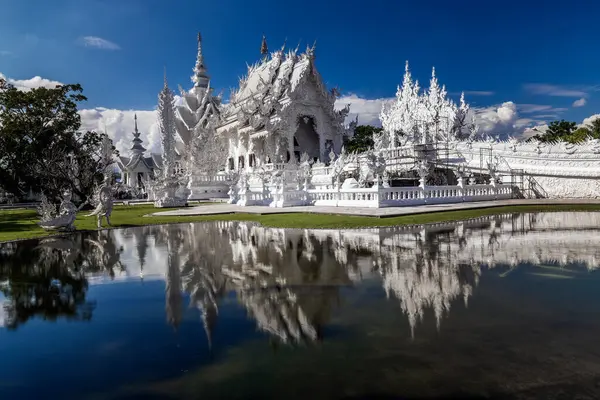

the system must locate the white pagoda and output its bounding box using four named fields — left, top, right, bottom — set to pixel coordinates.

left=174, top=32, right=221, bottom=153
left=116, top=115, right=157, bottom=192
left=216, top=36, right=352, bottom=171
